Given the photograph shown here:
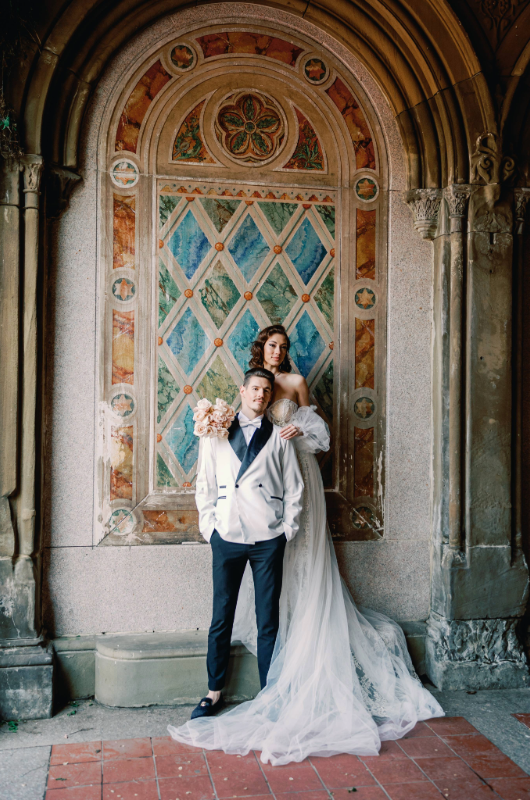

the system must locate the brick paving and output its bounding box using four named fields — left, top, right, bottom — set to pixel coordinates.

left=42, top=718, right=530, bottom=800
